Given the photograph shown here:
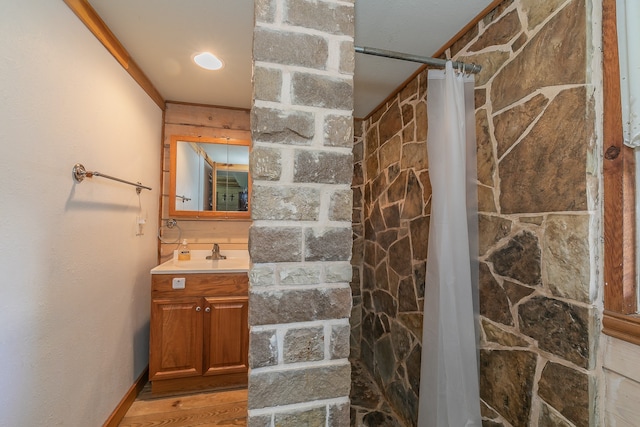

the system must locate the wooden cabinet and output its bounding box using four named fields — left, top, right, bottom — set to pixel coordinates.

left=149, top=273, right=248, bottom=394
left=204, top=297, right=248, bottom=376
left=150, top=297, right=204, bottom=380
